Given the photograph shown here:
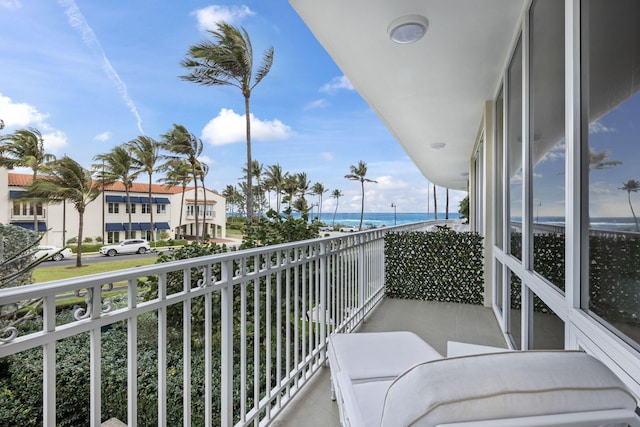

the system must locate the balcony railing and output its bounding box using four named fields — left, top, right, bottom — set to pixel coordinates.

left=0, top=221, right=429, bottom=426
